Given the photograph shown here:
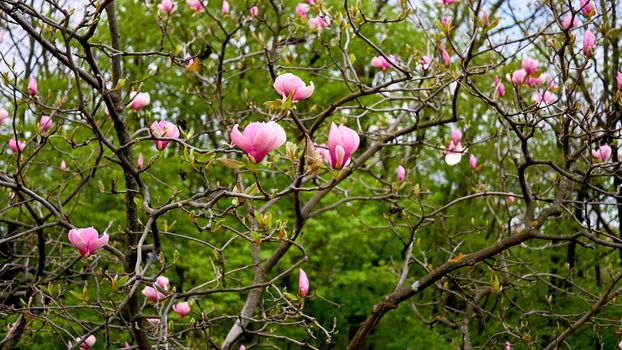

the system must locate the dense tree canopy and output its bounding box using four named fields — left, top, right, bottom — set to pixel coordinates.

left=2, top=0, right=622, bottom=349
